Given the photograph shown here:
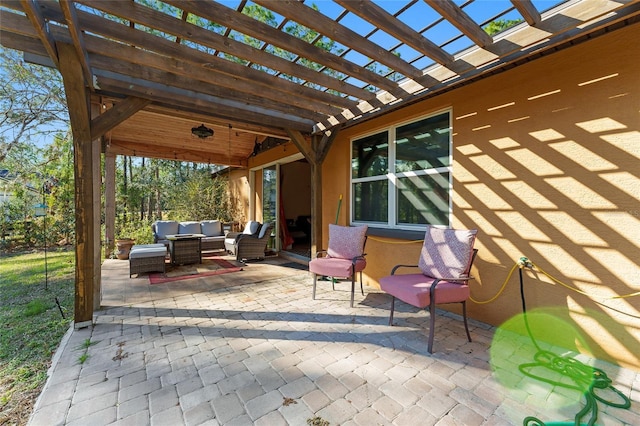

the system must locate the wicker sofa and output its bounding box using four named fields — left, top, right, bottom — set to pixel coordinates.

left=224, top=221, right=273, bottom=261
left=152, top=220, right=226, bottom=251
